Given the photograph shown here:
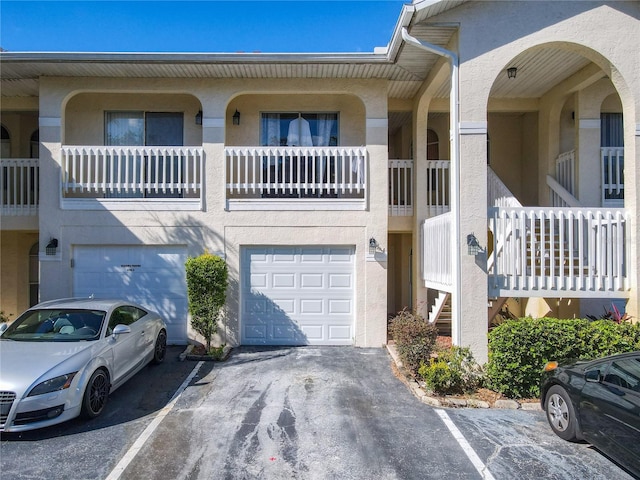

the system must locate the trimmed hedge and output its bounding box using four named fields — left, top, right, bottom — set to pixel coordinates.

left=486, top=317, right=640, bottom=399
left=418, top=346, right=483, bottom=395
